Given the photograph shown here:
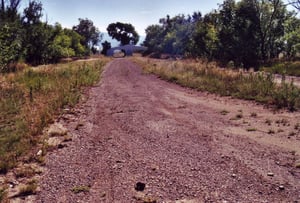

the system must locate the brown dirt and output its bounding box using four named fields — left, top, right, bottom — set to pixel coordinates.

left=36, top=59, right=300, bottom=202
